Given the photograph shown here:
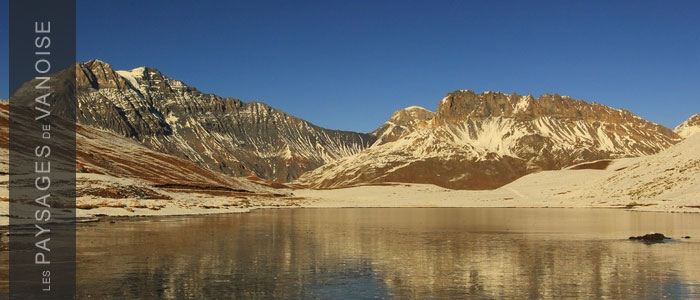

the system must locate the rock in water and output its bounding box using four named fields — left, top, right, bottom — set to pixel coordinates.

left=628, top=233, right=671, bottom=242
